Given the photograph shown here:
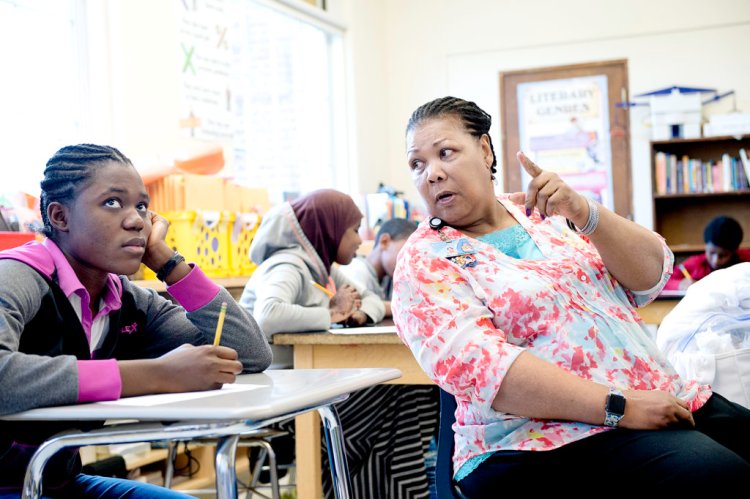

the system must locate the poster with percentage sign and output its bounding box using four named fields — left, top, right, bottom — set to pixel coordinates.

left=178, top=0, right=233, bottom=143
